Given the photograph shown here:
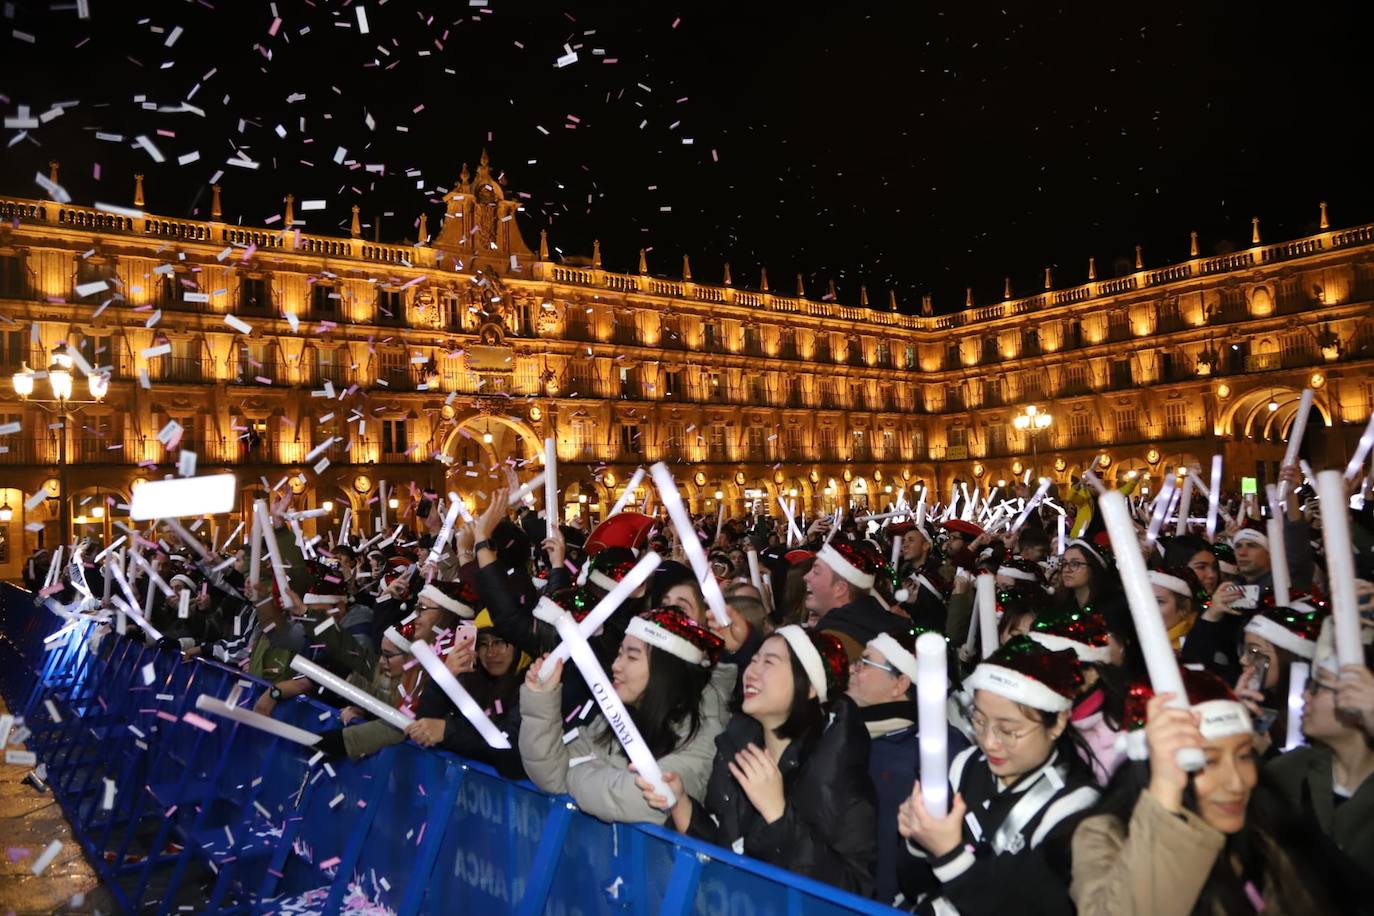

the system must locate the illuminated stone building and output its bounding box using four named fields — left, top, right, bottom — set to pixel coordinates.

left=1, top=154, right=1372, bottom=579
